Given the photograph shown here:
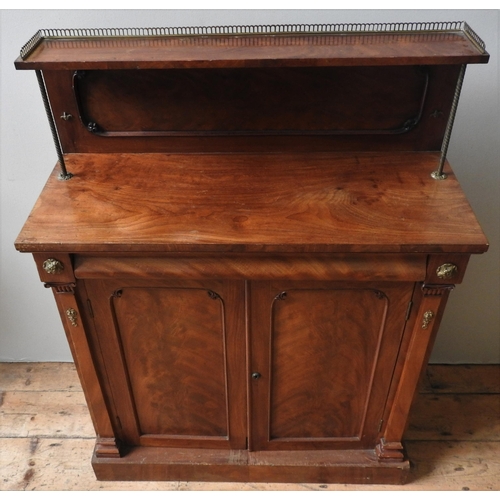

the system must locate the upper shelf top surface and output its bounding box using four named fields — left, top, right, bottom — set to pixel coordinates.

left=15, top=22, right=489, bottom=70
